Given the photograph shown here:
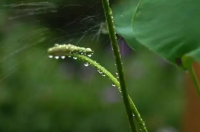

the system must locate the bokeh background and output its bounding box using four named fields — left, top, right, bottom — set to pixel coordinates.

left=0, top=0, right=192, bottom=132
